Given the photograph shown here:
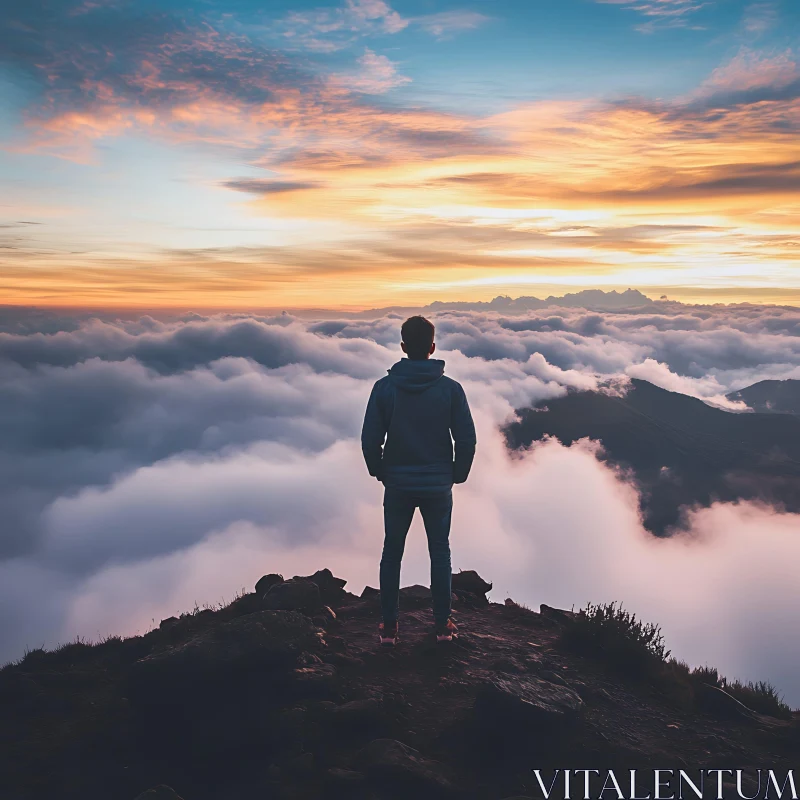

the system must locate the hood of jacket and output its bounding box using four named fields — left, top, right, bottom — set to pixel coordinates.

left=387, top=358, right=445, bottom=393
